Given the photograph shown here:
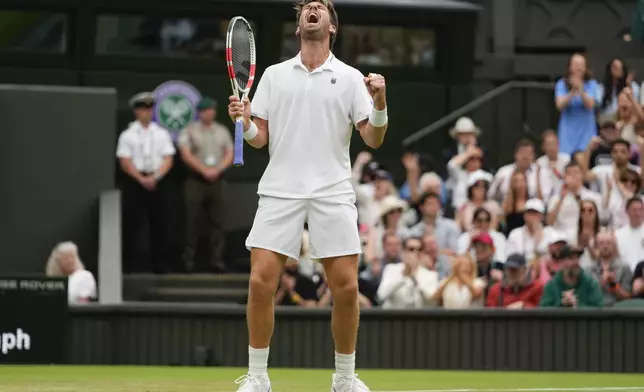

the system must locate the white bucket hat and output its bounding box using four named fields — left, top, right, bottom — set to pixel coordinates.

left=449, top=116, right=481, bottom=139
left=379, top=195, right=408, bottom=218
